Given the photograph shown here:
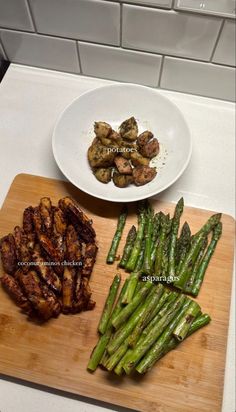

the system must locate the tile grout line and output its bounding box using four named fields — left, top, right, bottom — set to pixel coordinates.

left=157, top=55, right=165, bottom=88
left=76, top=42, right=83, bottom=75
left=210, top=19, right=225, bottom=62
left=120, top=3, right=123, bottom=47
left=25, top=0, right=38, bottom=33
left=0, top=37, right=9, bottom=60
